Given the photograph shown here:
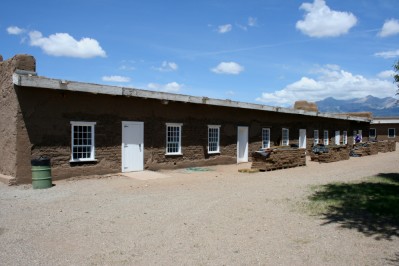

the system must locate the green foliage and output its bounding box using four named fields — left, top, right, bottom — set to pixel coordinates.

left=394, top=60, right=399, bottom=92
left=307, top=173, right=399, bottom=240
